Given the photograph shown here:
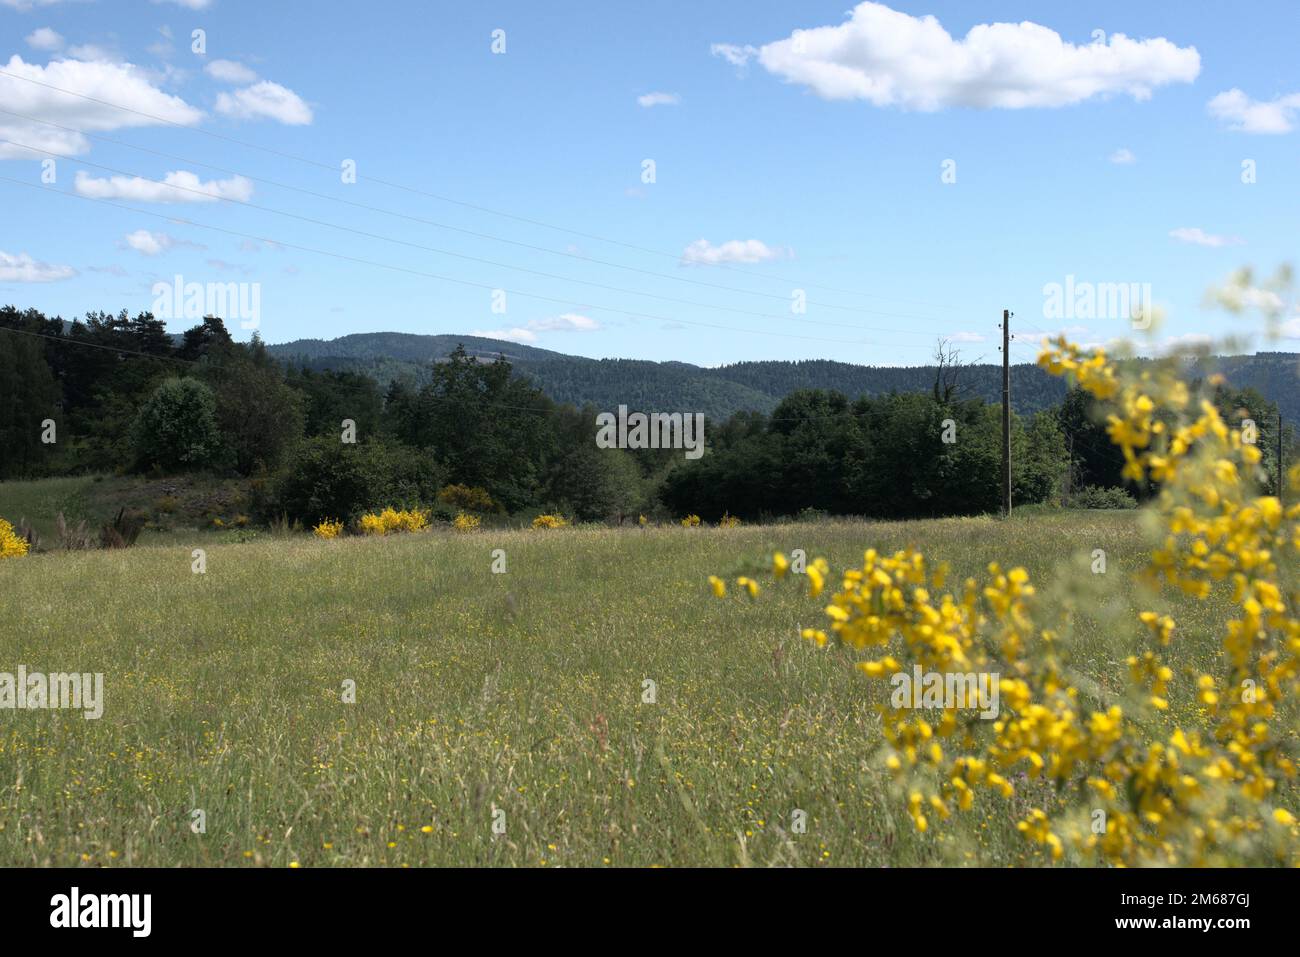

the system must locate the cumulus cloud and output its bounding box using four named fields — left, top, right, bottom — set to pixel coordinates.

left=0, top=55, right=203, bottom=160
left=0, top=249, right=75, bottom=282
left=24, top=27, right=64, bottom=51
left=204, top=59, right=258, bottom=84
left=719, top=2, right=1199, bottom=110
left=75, top=169, right=254, bottom=203
left=681, top=238, right=790, bottom=266
left=215, top=81, right=313, bottom=124
left=119, top=229, right=204, bottom=256
left=637, top=91, right=680, bottom=108
left=1169, top=227, right=1244, bottom=248
left=1207, top=88, right=1300, bottom=134
left=1109, top=147, right=1136, bottom=164
left=472, top=313, right=601, bottom=344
